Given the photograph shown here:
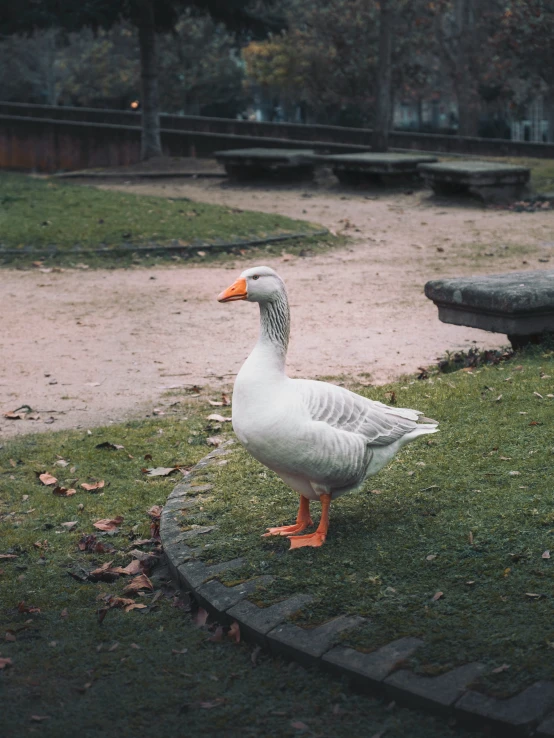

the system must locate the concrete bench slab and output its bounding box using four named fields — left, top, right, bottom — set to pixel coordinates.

left=424, top=270, right=554, bottom=347
left=317, top=152, right=437, bottom=185
left=214, top=147, right=315, bottom=181
left=418, top=160, right=530, bottom=203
